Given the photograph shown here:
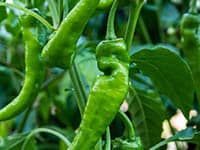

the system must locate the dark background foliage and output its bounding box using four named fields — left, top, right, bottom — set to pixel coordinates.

left=0, top=0, right=200, bottom=149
